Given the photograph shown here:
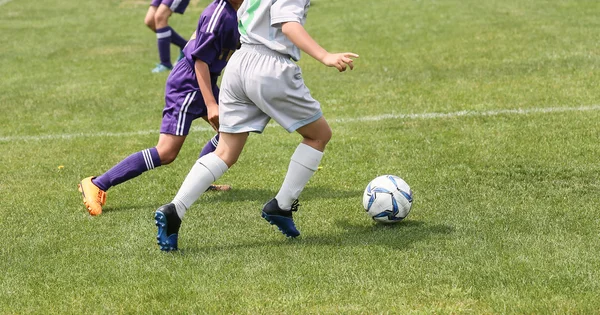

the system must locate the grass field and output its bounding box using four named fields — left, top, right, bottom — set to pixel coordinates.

left=2, top=0, right=600, bottom=313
